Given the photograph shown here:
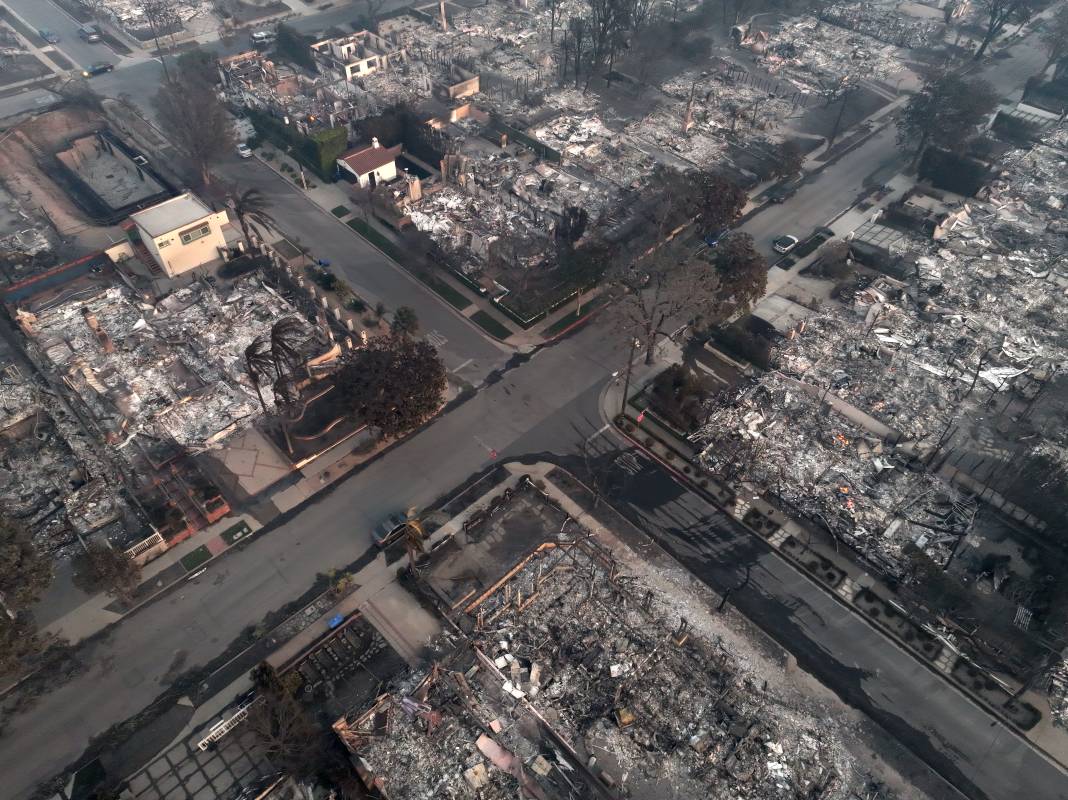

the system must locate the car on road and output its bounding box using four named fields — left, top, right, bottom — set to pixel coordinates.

left=38, top=29, right=60, bottom=44
left=250, top=29, right=276, bottom=47
left=373, top=513, right=411, bottom=548
left=78, top=24, right=102, bottom=42
left=773, top=234, right=799, bottom=254
left=703, top=228, right=729, bottom=248
left=236, top=142, right=253, bottom=159
left=768, top=178, right=803, bottom=204
left=82, top=61, right=114, bottom=77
